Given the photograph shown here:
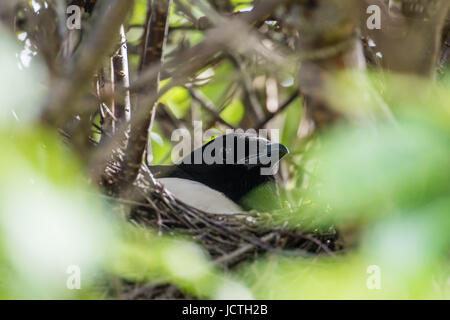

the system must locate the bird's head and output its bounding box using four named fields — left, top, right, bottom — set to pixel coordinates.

left=181, top=132, right=289, bottom=175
